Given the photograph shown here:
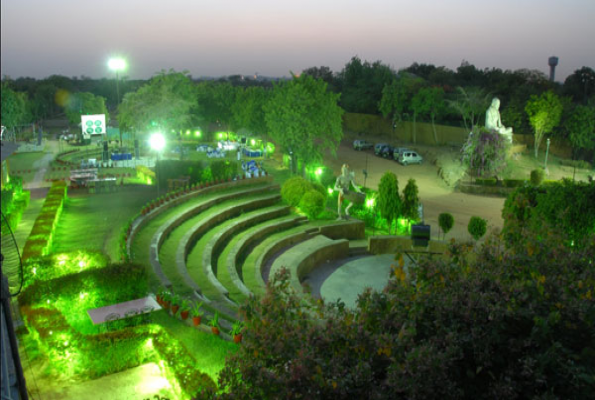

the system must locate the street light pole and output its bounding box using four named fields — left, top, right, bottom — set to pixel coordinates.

left=544, top=138, right=551, bottom=175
